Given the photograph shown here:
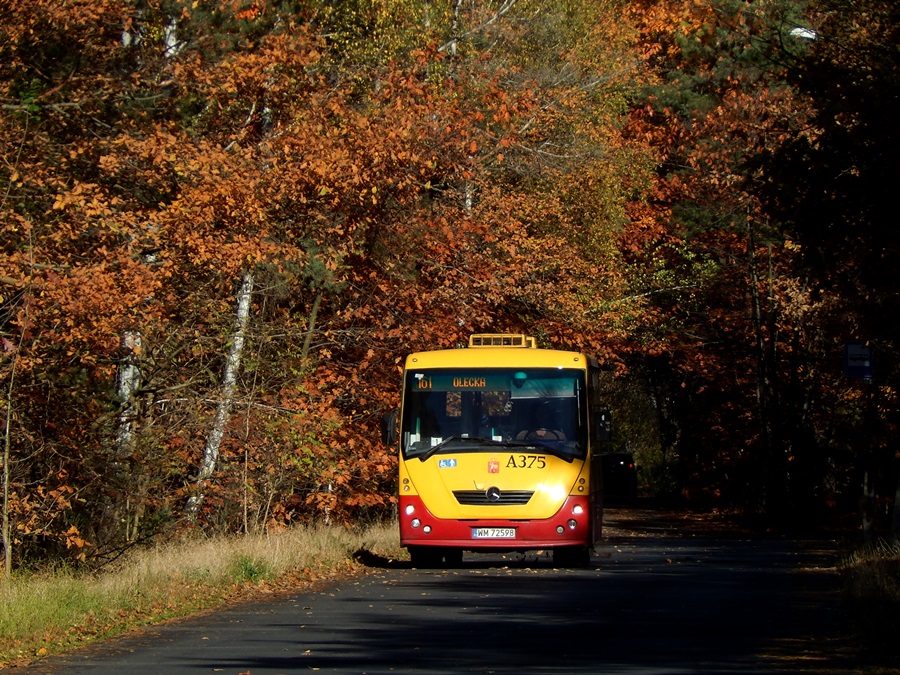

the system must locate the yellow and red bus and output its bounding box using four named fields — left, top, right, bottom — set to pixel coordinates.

left=387, top=334, right=609, bottom=567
